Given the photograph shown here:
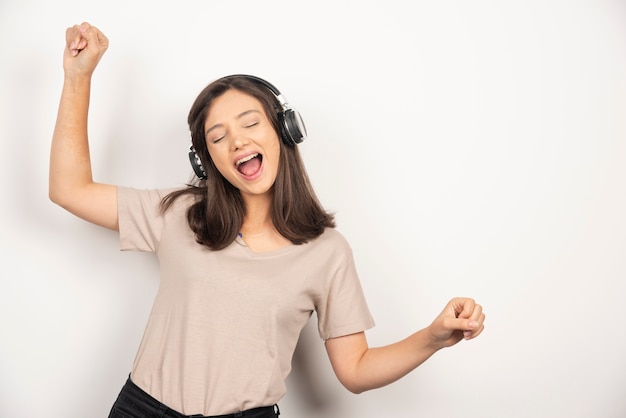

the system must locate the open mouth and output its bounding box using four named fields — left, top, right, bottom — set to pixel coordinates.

left=236, top=153, right=263, bottom=176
